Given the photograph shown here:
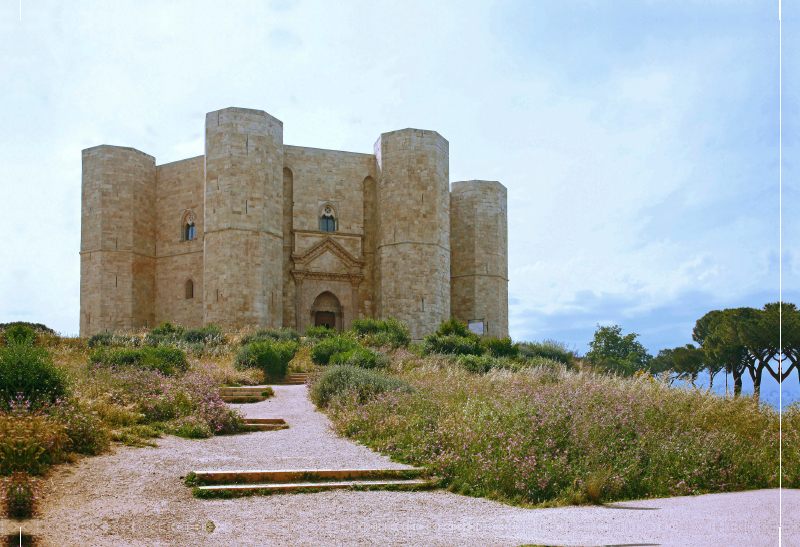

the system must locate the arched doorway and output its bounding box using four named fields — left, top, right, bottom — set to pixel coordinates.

left=311, top=291, right=342, bottom=332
